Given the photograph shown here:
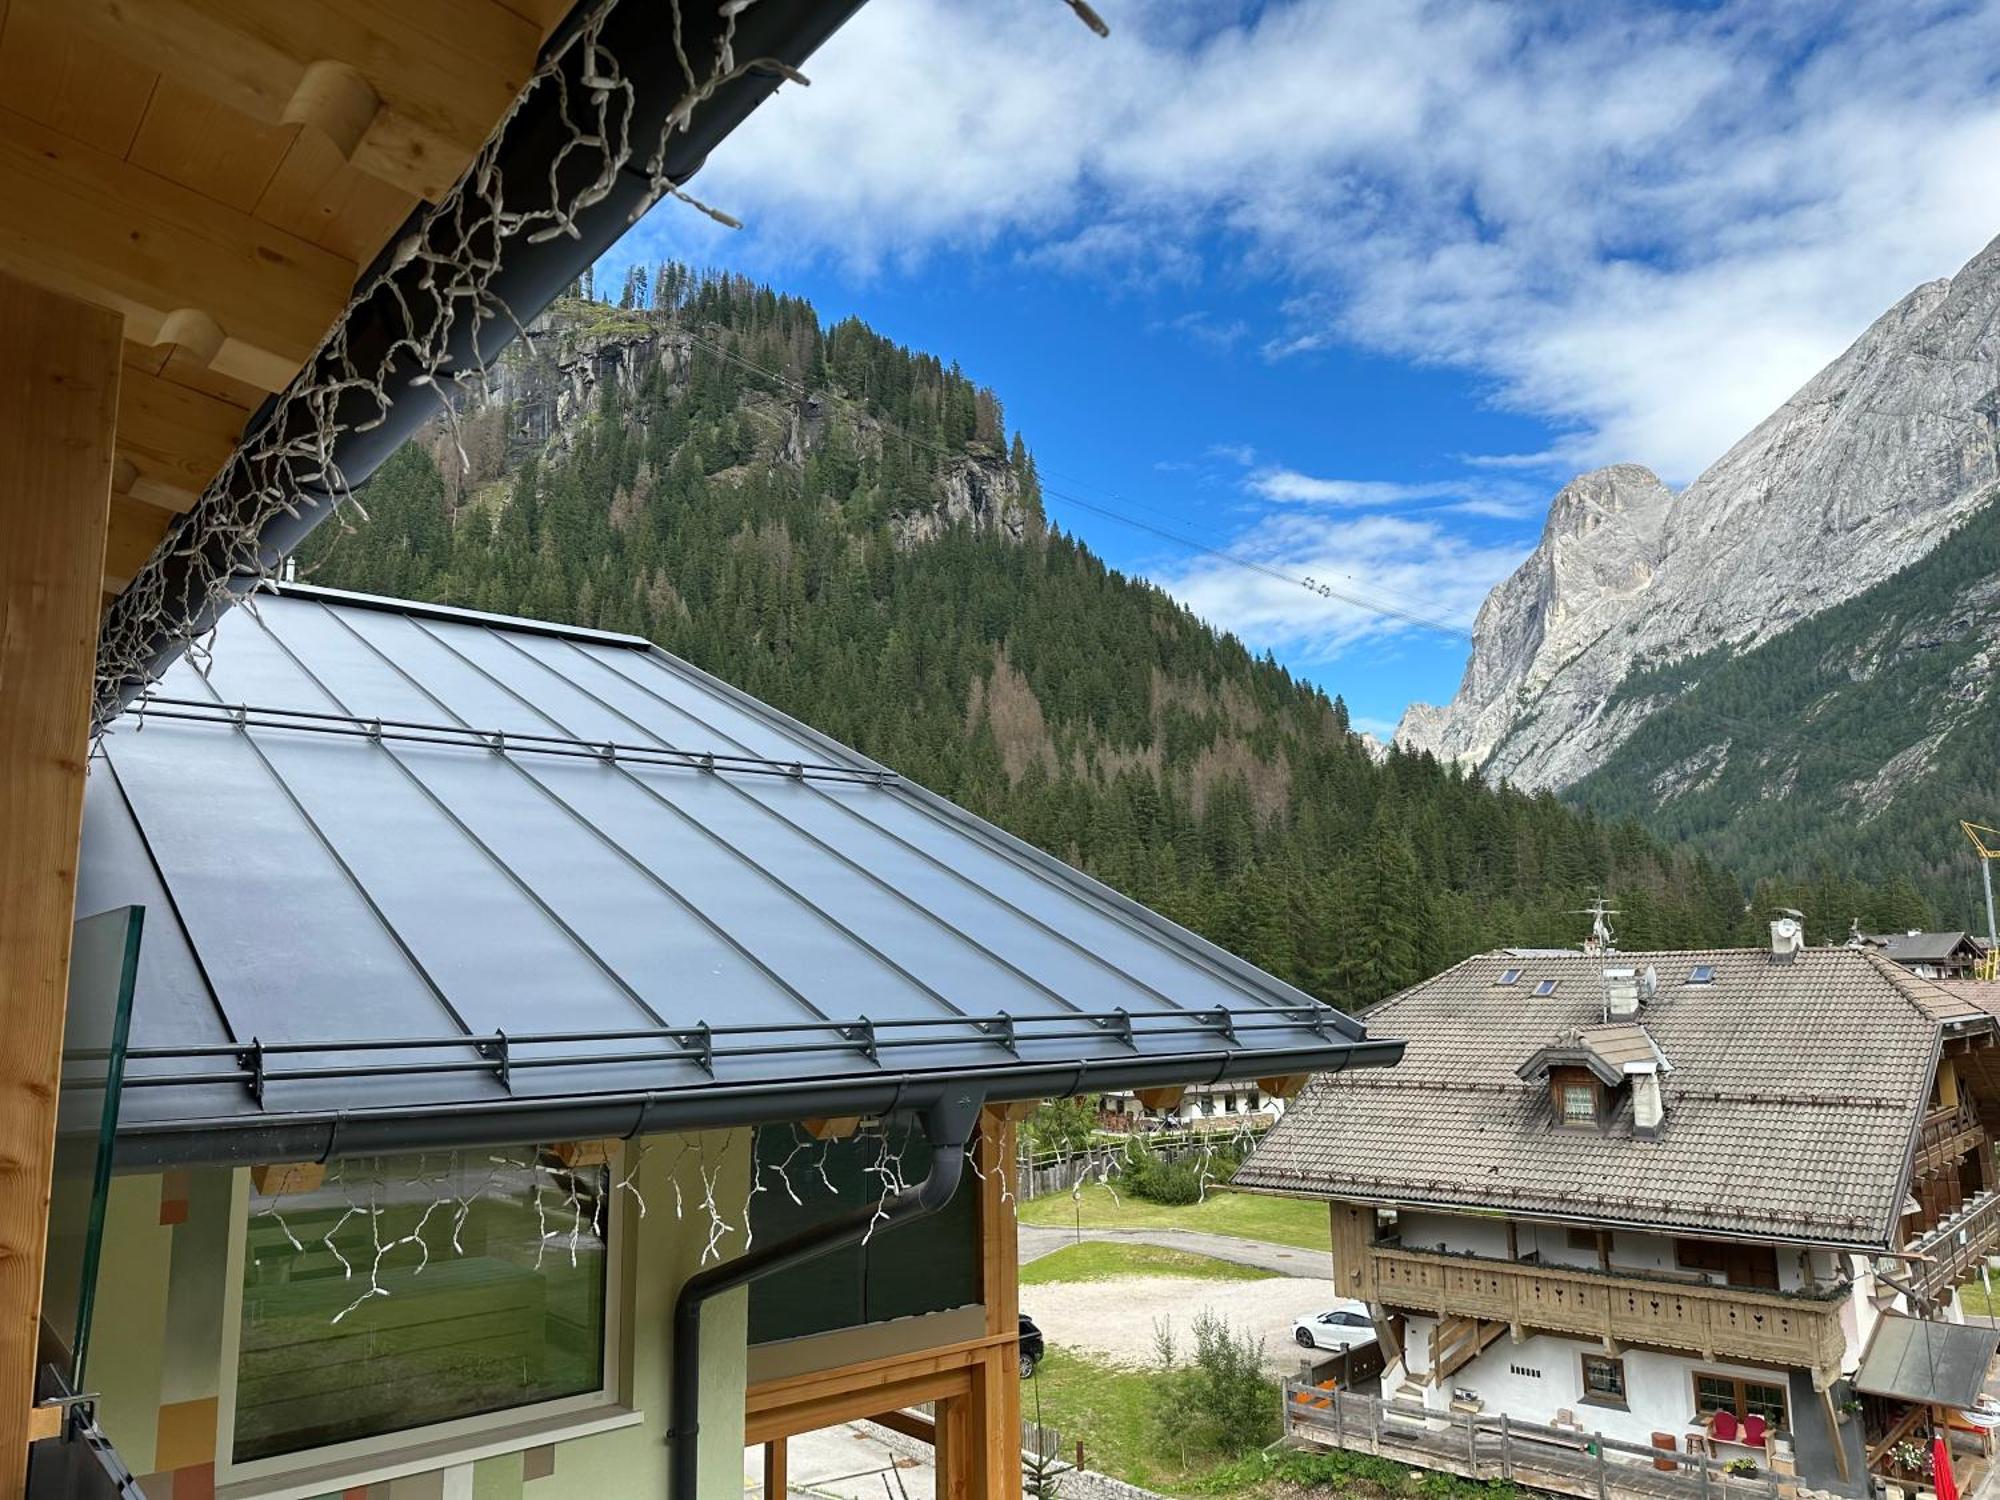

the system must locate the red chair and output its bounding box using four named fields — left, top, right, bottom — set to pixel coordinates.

left=1710, top=1411, right=1740, bottom=1444
left=1741, top=1414, right=1768, bottom=1450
